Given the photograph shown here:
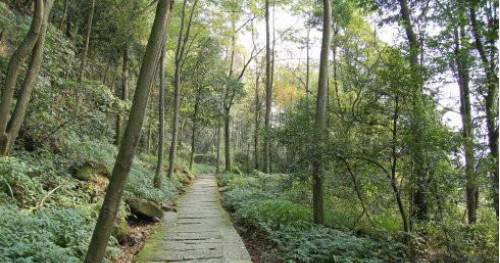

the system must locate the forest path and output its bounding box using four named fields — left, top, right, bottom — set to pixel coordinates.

left=135, top=174, right=252, bottom=263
